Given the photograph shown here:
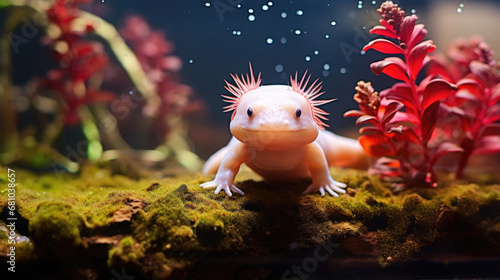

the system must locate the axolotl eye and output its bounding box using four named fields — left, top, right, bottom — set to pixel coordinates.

left=247, top=107, right=253, bottom=117
left=295, top=108, right=302, bottom=118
